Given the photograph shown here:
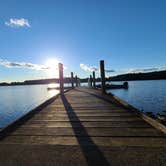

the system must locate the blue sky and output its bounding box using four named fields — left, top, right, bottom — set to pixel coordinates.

left=0, top=0, right=166, bottom=82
